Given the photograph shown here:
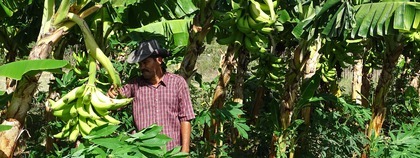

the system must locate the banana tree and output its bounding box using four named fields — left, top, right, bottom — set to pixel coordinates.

left=295, top=0, right=420, bottom=157
left=0, top=0, right=104, bottom=156
left=178, top=0, right=218, bottom=80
